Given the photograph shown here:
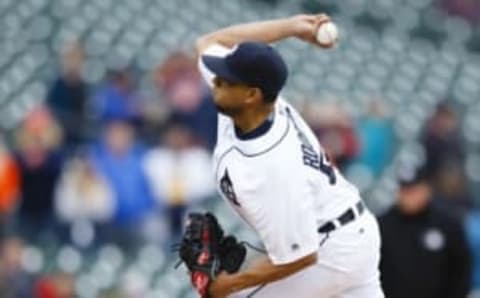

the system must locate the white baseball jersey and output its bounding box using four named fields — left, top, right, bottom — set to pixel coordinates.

left=199, top=44, right=362, bottom=265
